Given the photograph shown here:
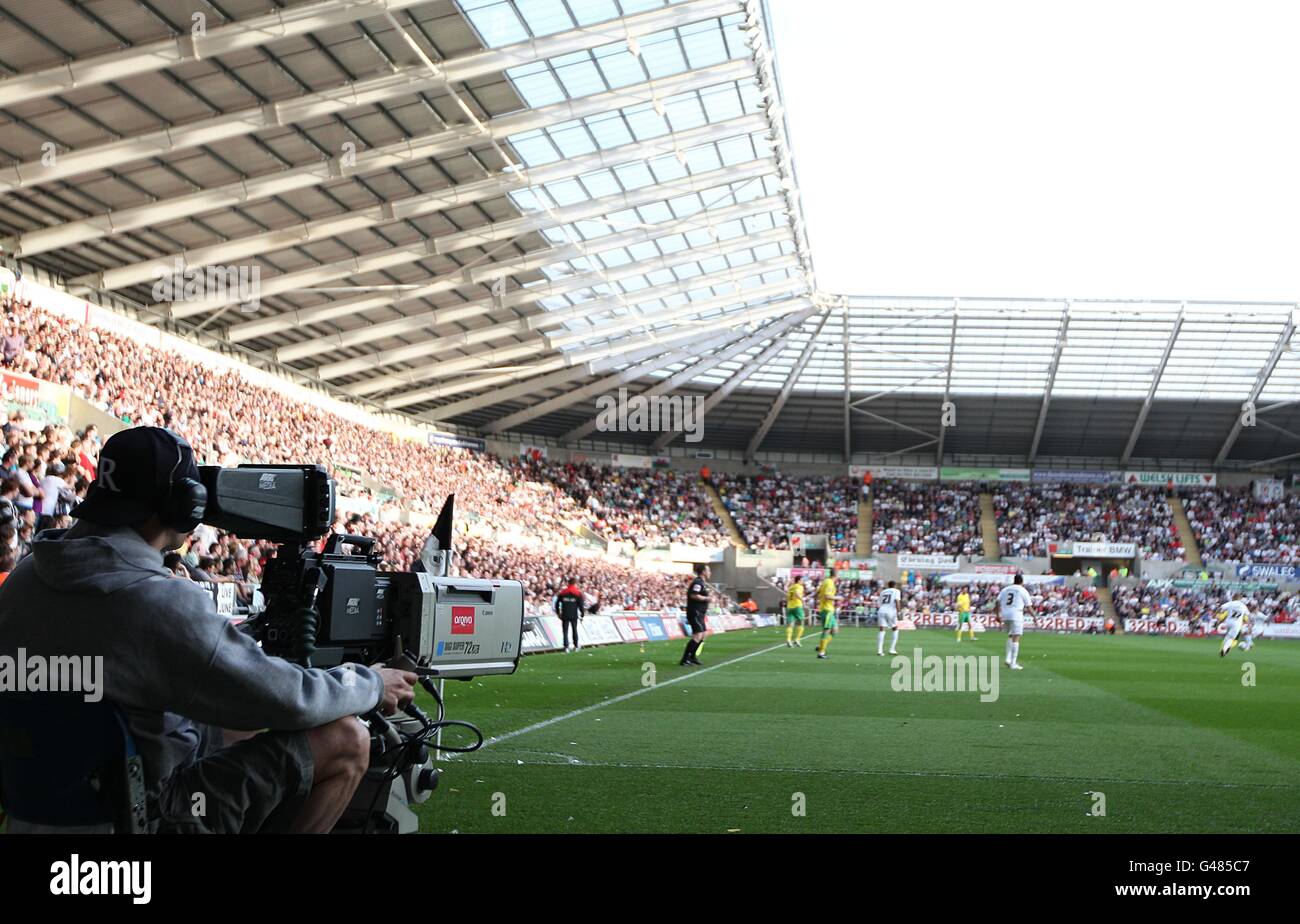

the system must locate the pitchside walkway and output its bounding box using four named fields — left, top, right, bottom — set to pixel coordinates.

left=979, top=492, right=1001, bottom=558
left=1168, top=493, right=1204, bottom=567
